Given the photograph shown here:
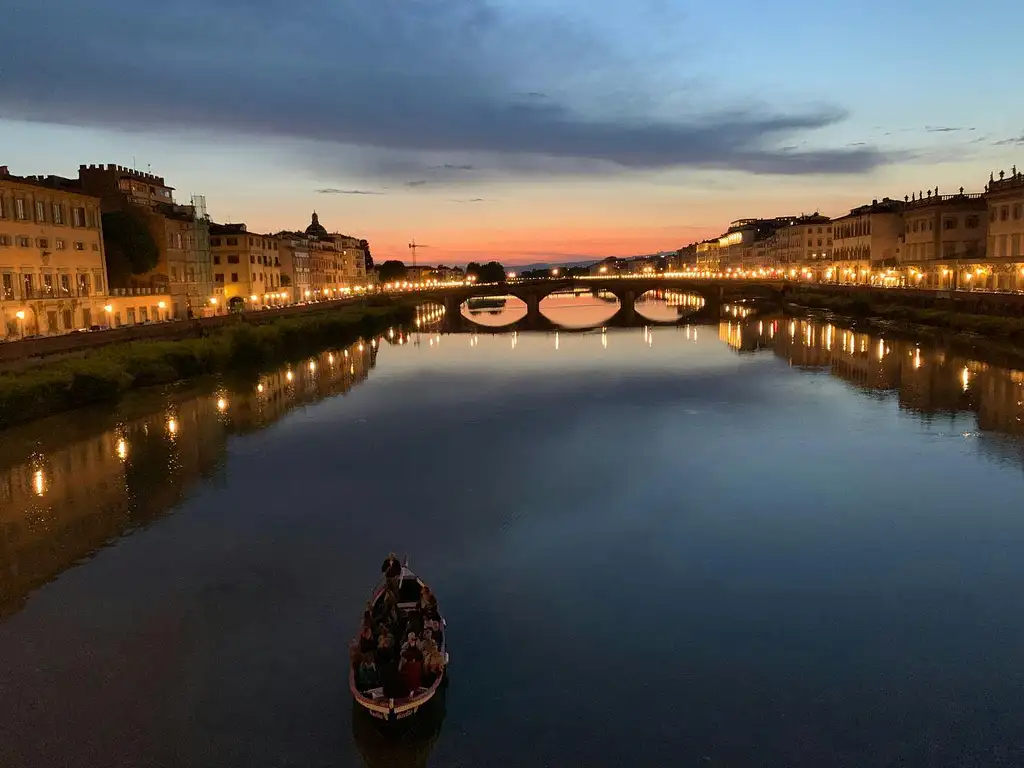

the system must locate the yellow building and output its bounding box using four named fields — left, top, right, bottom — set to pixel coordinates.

left=830, top=198, right=904, bottom=283
left=772, top=214, right=832, bottom=274
left=986, top=168, right=1024, bottom=261
left=900, top=187, right=988, bottom=289
left=0, top=168, right=119, bottom=338
left=209, top=223, right=285, bottom=309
